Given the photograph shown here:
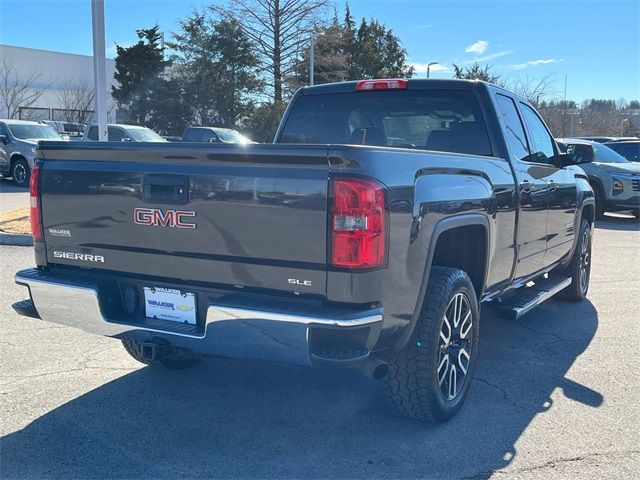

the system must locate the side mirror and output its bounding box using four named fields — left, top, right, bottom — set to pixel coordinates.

left=557, top=152, right=572, bottom=167
left=567, top=144, right=595, bottom=164
left=0, top=135, right=9, bottom=144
